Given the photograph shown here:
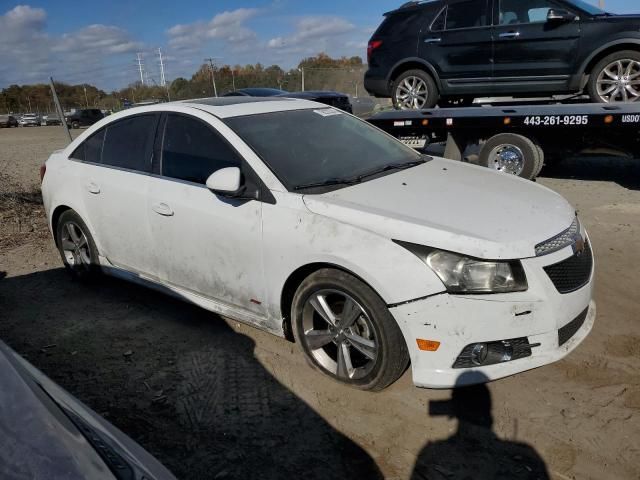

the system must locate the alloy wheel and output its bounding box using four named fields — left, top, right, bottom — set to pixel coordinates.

left=488, top=144, right=525, bottom=176
left=301, top=289, right=378, bottom=380
left=60, top=221, right=92, bottom=273
left=395, top=76, right=429, bottom=110
left=596, top=59, right=640, bottom=103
